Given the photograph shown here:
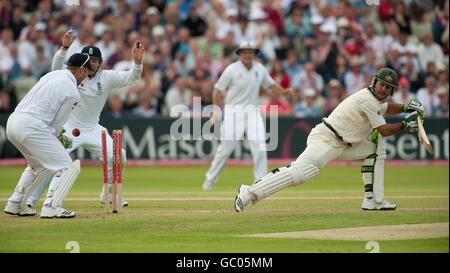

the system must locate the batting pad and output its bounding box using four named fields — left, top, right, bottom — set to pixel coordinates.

left=18, top=168, right=52, bottom=209
left=250, top=163, right=319, bottom=203
left=52, top=160, right=80, bottom=208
